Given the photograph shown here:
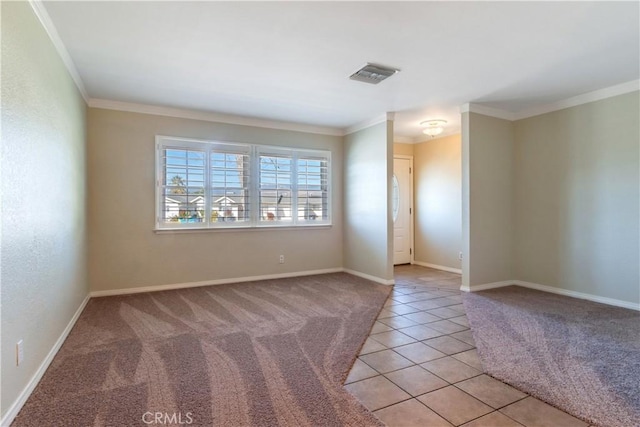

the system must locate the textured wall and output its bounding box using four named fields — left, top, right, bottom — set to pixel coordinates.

left=514, top=92, right=640, bottom=304
left=413, top=134, right=462, bottom=270
left=87, top=108, right=343, bottom=292
left=1, top=2, right=88, bottom=417
left=343, top=122, right=394, bottom=282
